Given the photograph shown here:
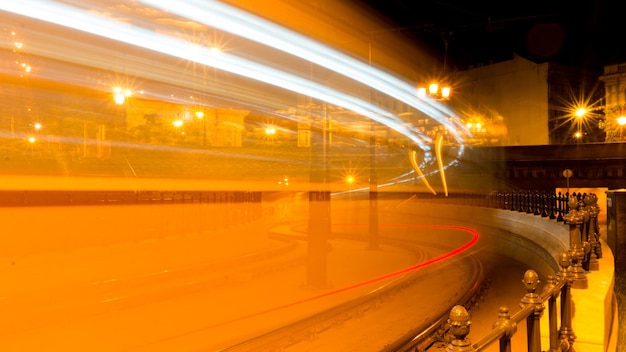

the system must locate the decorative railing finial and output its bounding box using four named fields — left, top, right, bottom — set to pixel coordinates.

left=446, top=305, right=472, bottom=352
